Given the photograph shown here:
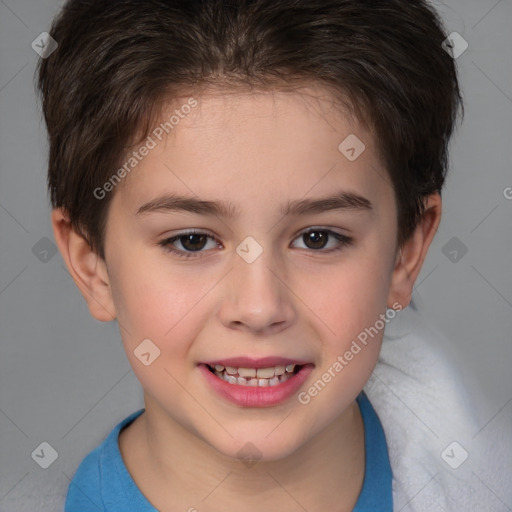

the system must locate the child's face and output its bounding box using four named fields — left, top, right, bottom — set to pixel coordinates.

left=99, top=85, right=403, bottom=459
